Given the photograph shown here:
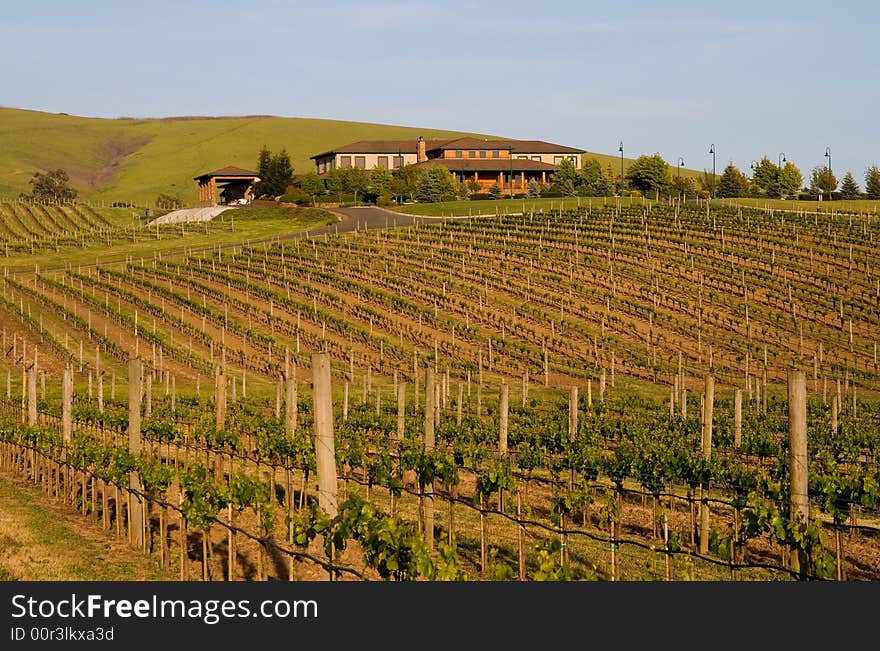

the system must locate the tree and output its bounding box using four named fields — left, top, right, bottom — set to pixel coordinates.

left=26, top=169, right=77, bottom=202
left=777, top=162, right=803, bottom=199
left=392, top=164, right=423, bottom=202
left=415, top=167, right=456, bottom=203
left=838, top=172, right=860, bottom=199
left=553, top=158, right=578, bottom=188
left=750, top=157, right=780, bottom=197
left=254, top=147, right=294, bottom=198
left=865, top=166, right=880, bottom=199
left=299, top=172, right=325, bottom=206
left=526, top=180, right=543, bottom=198
left=624, top=154, right=671, bottom=199
left=670, top=175, right=693, bottom=199
left=578, top=158, right=603, bottom=192
left=810, top=166, right=837, bottom=197
left=555, top=179, right=577, bottom=197
left=325, top=167, right=349, bottom=202
left=487, top=183, right=502, bottom=200
left=369, top=166, right=393, bottom=198
left=717, top=164, right=747, bottom=198
left=256, top=146, right=271, bottom=185
left=346, top=167, right=370, bottom=205
left=416, top=172, right=441, bottom=203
